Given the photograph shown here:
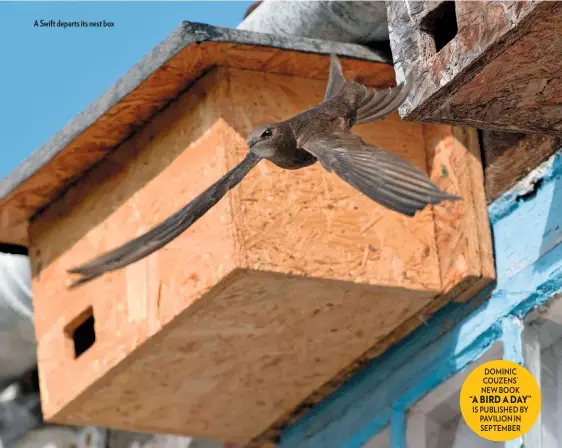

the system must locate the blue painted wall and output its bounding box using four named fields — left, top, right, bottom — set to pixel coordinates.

left=279, top=151, right=562, bottom=448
